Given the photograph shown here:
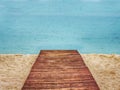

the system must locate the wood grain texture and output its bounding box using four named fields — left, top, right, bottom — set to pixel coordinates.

left=22, top=50, right=99, bottom=90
